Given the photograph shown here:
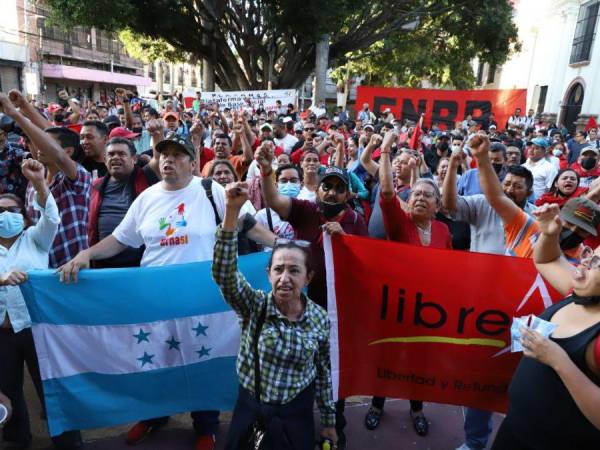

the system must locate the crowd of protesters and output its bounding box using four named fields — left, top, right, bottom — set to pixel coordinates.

left=0, top=88, right=599, bottom=450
